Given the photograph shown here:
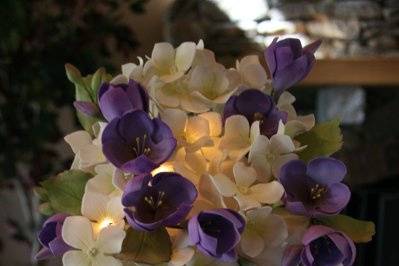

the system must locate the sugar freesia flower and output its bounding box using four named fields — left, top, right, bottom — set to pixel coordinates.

left=265, top=37, right=321, bottom=94
left=279, top=157, right=351, bottom=217
left=122, top=172, right=198, bottom=231
left=35, top=214, right=71, bottom=260
left=223, top=89, right=287, bottom=138
left=102, top=110, right=176, bottom=174
left=282, top=225, right=356, bottom=266
left=98, top=79, right=149, bottom=122
left=188, top=208, right=245, bottom=262
left=61, top=216, right=125, bottom=266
